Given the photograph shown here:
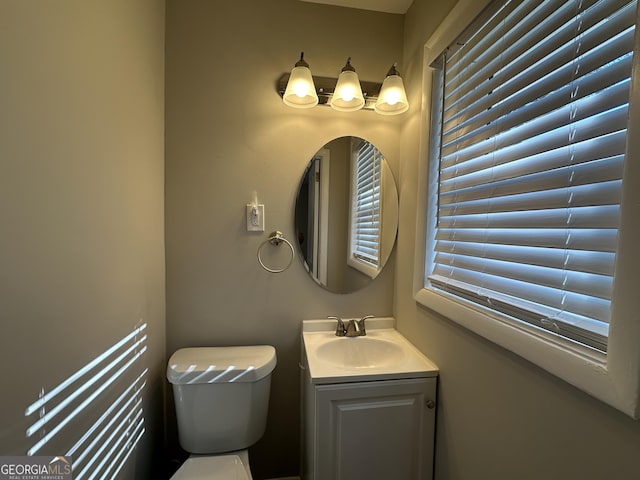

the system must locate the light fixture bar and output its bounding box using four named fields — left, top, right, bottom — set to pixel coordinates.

left=278, top=73, right=382, bottom=110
